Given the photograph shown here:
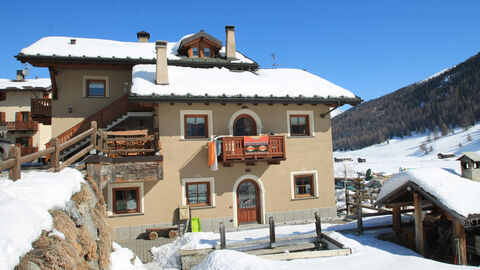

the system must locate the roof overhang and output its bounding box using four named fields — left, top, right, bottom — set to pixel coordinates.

left=128, top=95, right=362, bottom=106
